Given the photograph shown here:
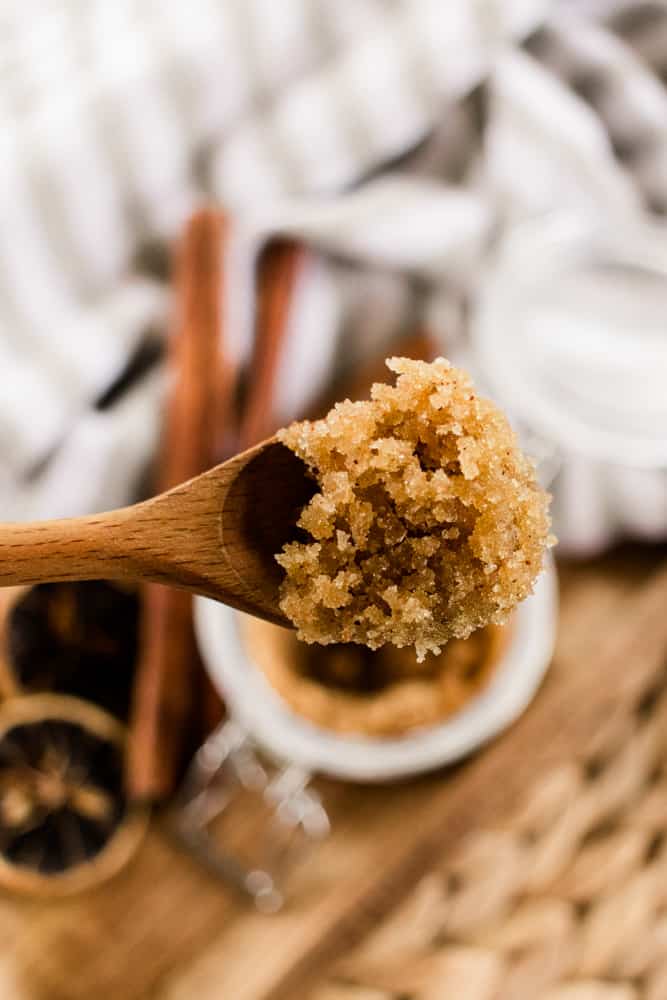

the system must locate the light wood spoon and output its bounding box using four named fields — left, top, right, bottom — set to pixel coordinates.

left=0, top=439, right=314, bottom=626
